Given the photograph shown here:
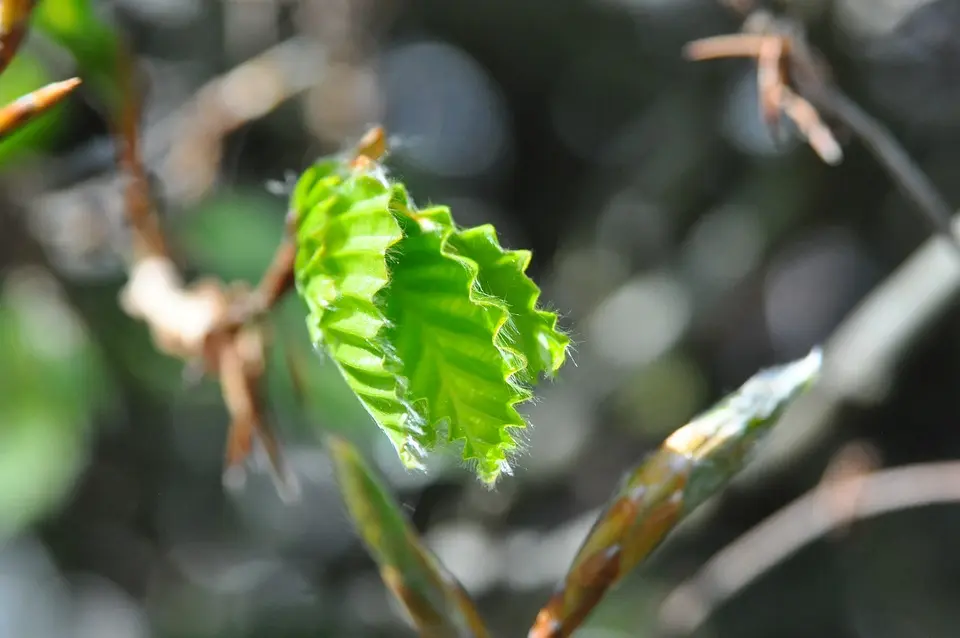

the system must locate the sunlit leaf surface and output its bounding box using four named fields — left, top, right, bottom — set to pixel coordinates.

left=291, top=152, right=569, bottom=485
